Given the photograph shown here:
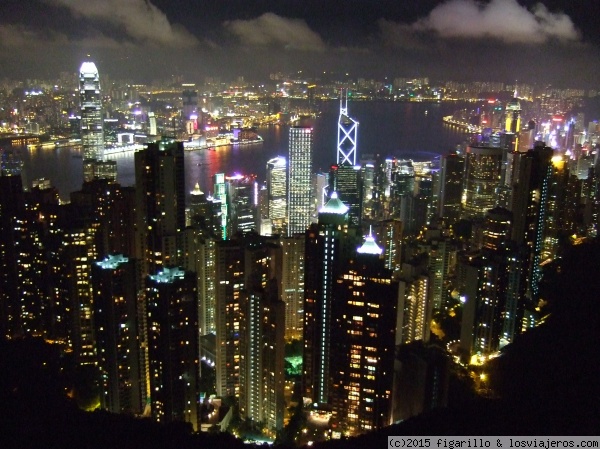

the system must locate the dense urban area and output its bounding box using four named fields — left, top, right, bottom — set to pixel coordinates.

left=1, top=65, right=600, bottom=448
